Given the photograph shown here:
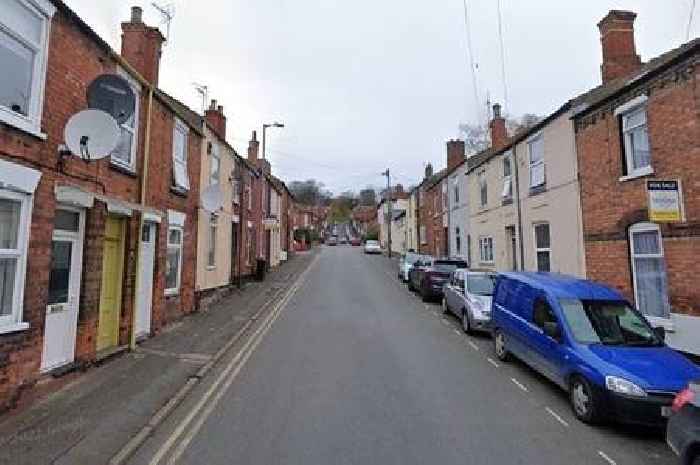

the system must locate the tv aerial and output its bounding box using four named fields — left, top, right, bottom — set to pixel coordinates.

left=193, top=82, right=209, bottom=114
left=152, top=2, right=175, bottom=44
left=201, top=184, right=224, bottom=213
left=64, top=109, right=120, bottom=161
